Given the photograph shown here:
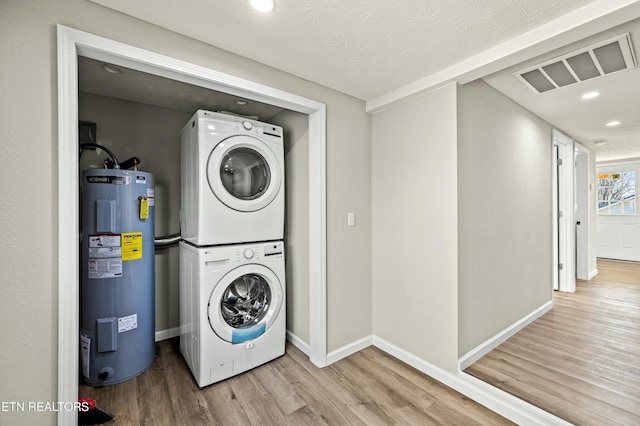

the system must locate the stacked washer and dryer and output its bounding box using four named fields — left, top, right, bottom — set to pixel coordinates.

left=179, top=110, right=286, bottom=387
